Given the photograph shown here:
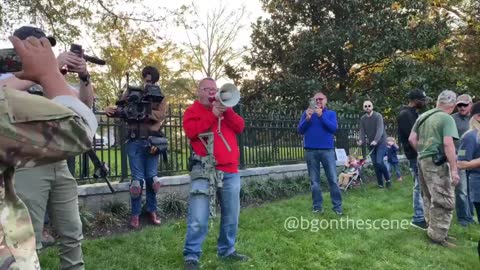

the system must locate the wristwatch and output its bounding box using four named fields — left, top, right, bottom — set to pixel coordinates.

left=79, top=73, right=90, bottom=83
